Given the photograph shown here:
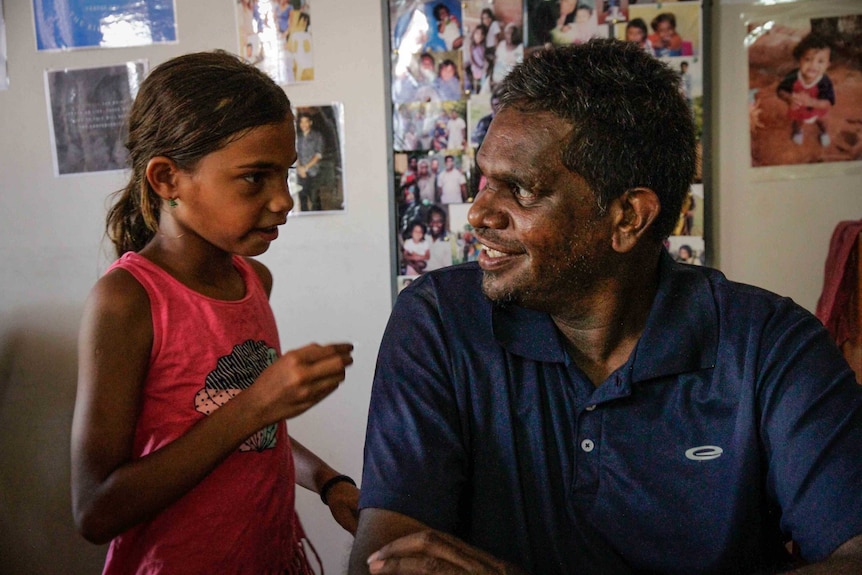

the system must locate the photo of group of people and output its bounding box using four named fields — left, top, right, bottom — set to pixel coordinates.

left=236, top=0, right=313, bottom=85
left=746, top=5, right=862, bottom=169
left=388, top=0, right=707, bottom=283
